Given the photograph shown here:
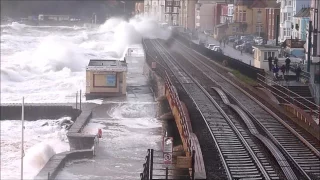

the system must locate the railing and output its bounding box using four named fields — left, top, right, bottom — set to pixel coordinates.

left=289, top=64, right=311, bottom=82
left=142, top=39, right=205, bottom=178
left=257, top=73, right=319, bottom=119
left=140, top=149, right=195, bottom=180
left=140, top=149, right=152, bottom=180
left=164, top=73, right=192, bottom=156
